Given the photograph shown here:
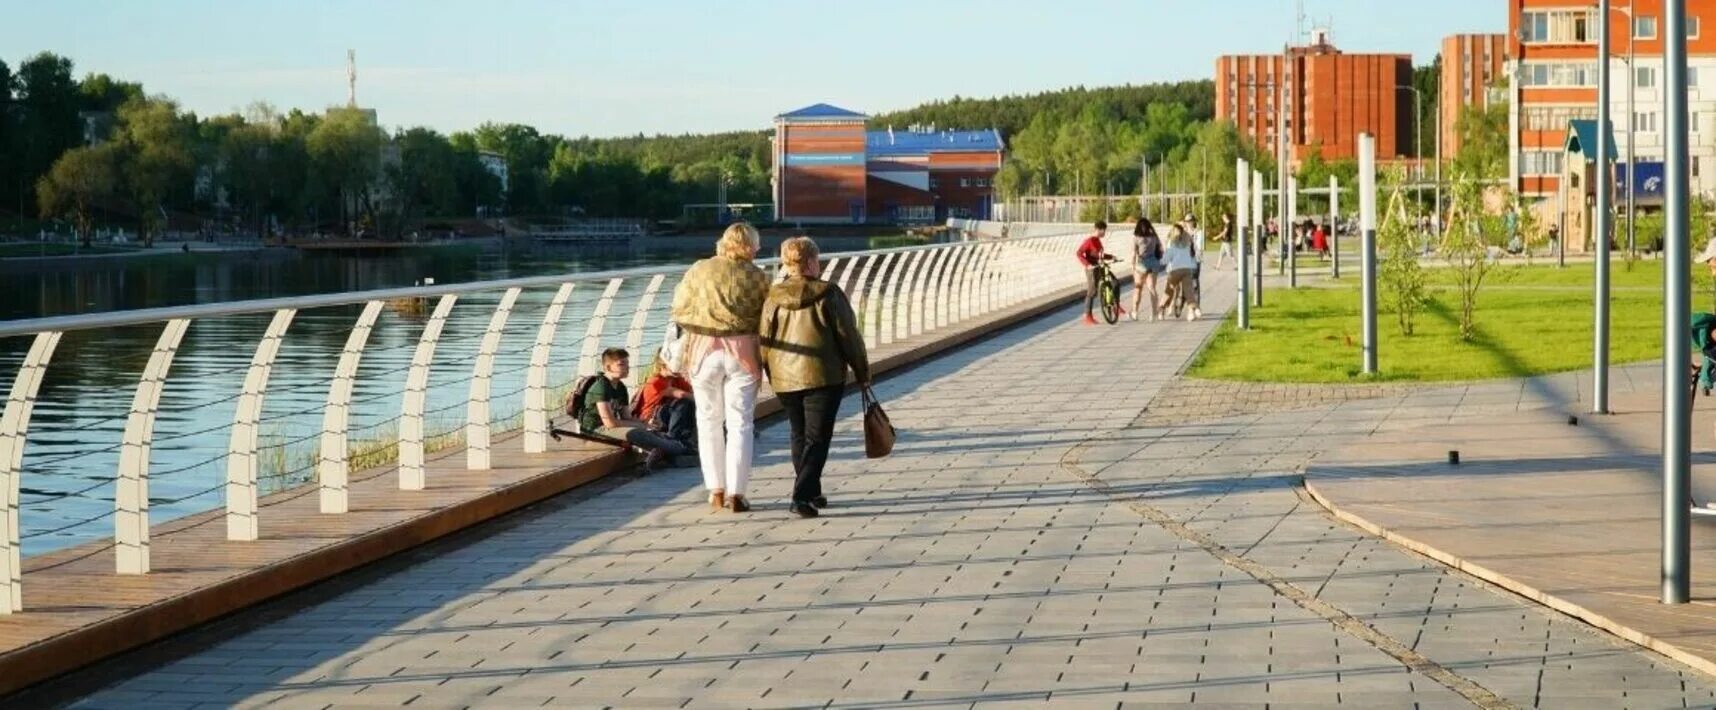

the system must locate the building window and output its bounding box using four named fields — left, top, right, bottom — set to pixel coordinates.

left=1522, top=151, right=1564, bottom=175
left=959, top=178, right=971, bottom=188
left=929, top=177, right=940, bottom=189
left=1635, top=110, right=1659, bottom=133
left=1636, top=16, right=1657, bottom=40
left=1637, top=65, right=1657, bottom=89
left=1692, top=67, right=1701, bottom=88
left=1519, top=62, right=1597, bottom=87
left=1521, top=9, right=1597, bottom=43
left=1691, top=16, right=1702, bottom=38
